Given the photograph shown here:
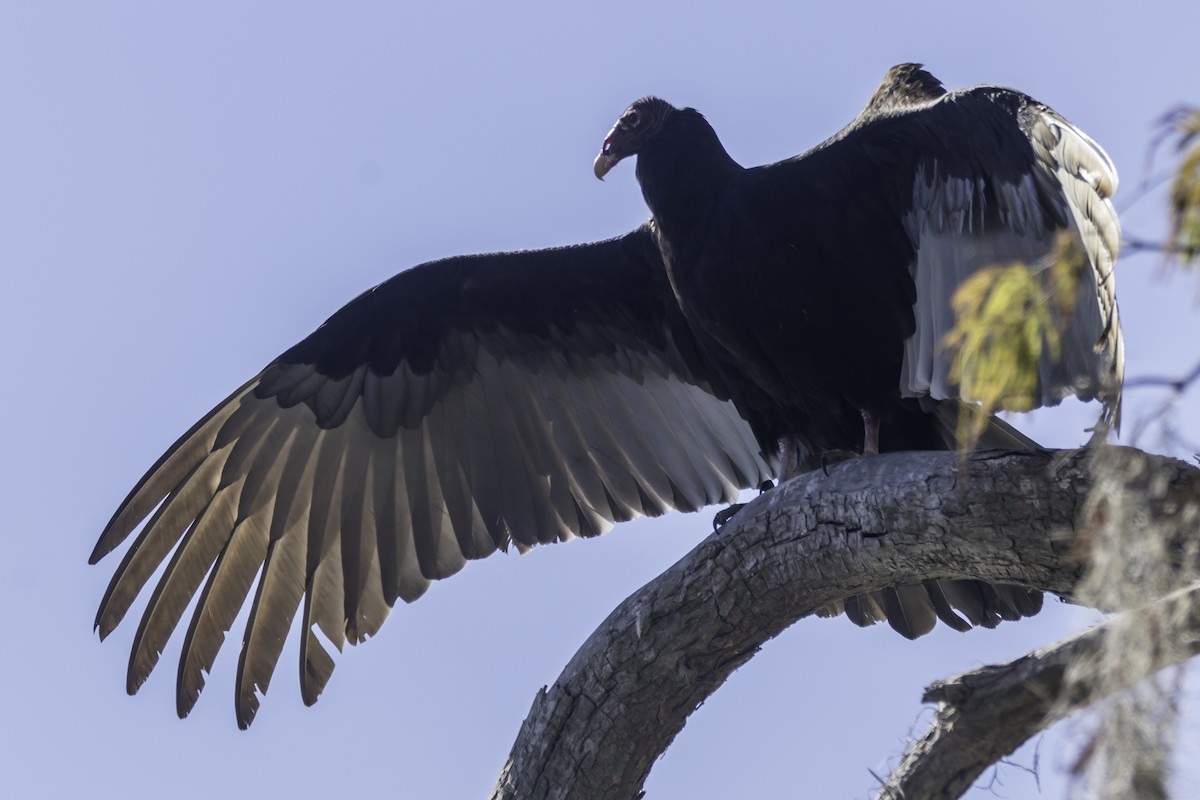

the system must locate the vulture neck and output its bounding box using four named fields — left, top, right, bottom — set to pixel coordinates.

left=635, top=110, right=741, bottom=244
